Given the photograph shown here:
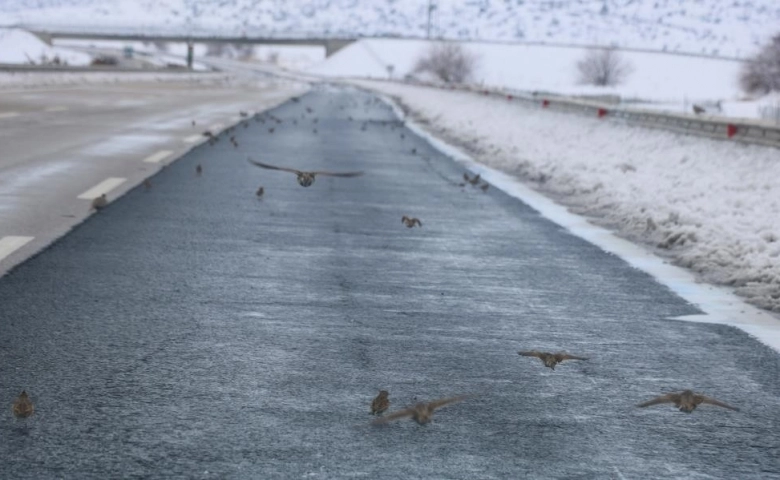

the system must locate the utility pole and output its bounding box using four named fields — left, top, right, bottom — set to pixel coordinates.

left=426, top=0, right=435, bottom=39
